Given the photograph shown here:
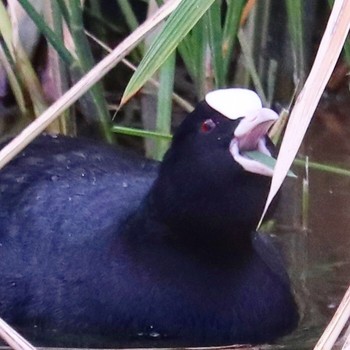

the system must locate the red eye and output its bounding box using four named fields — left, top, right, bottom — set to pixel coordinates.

left=201, top=119, right=216, bottom=133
